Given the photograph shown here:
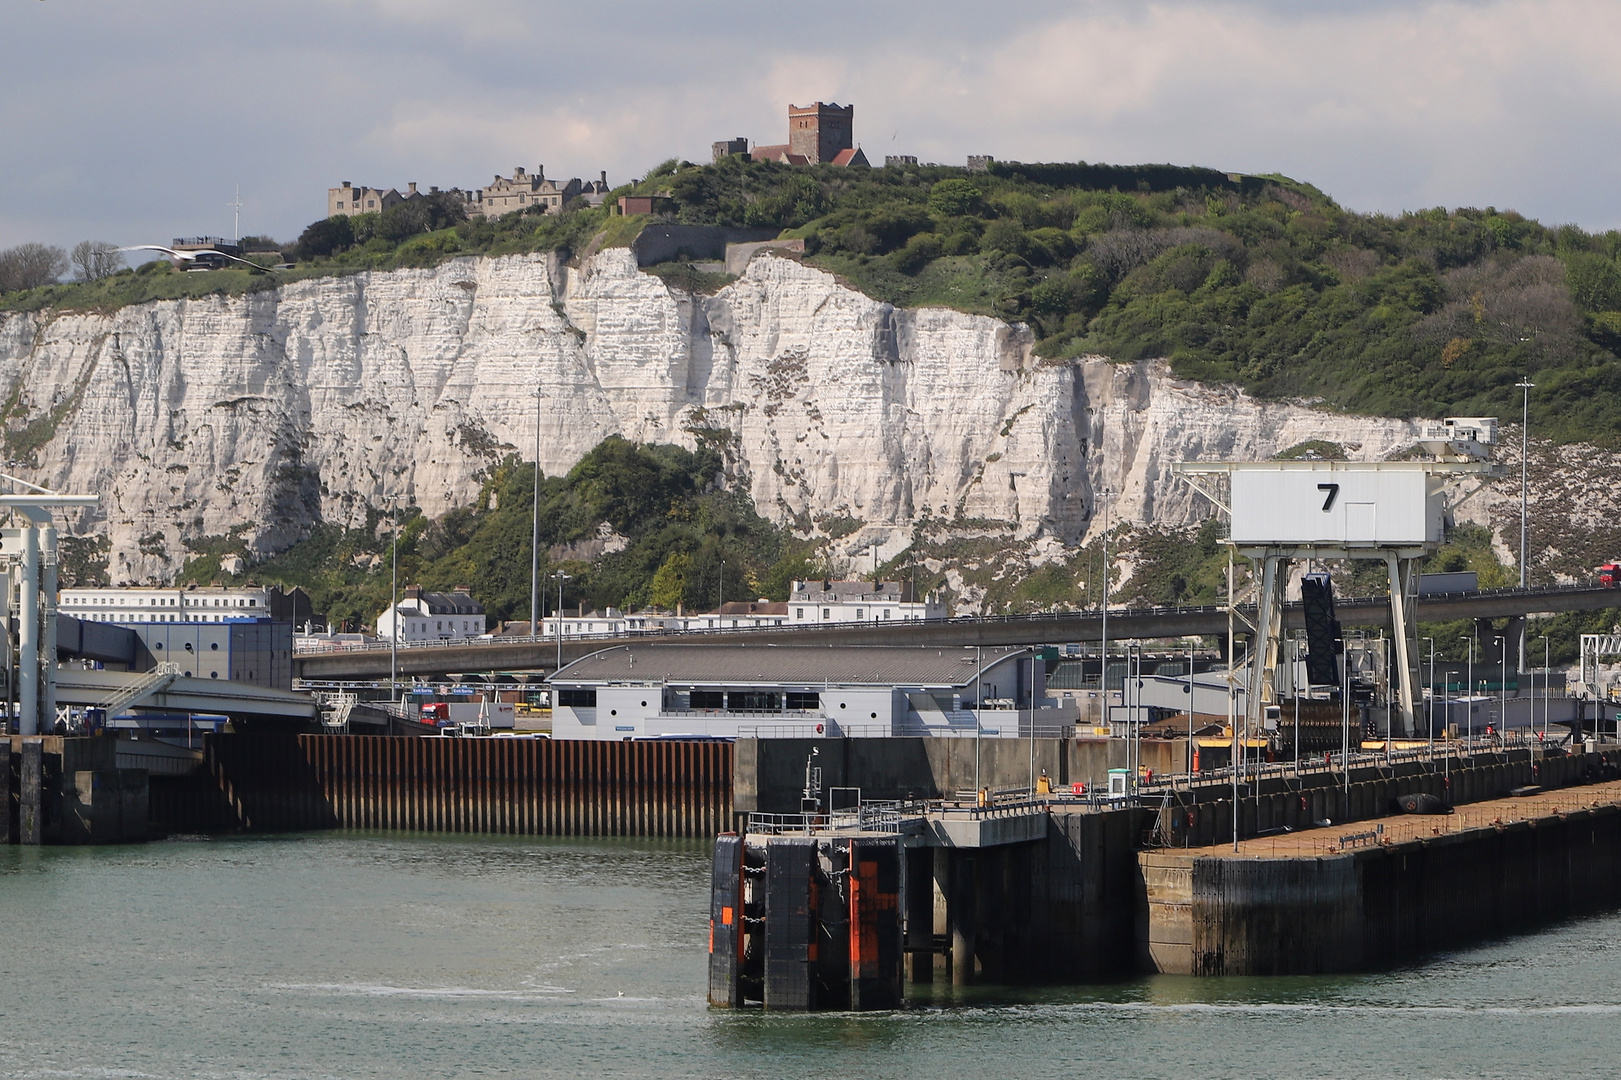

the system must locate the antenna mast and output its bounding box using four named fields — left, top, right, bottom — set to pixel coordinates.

left=227, top=184, right=243, bottom=243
